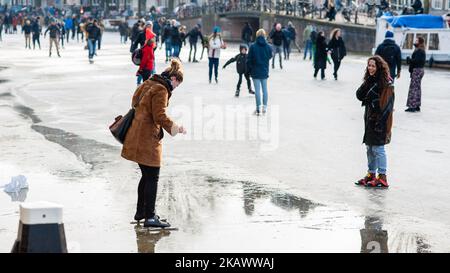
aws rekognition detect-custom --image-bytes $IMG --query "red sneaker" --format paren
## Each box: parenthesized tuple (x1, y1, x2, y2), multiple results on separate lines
(366, 174, 389, 188)
(355, 173, 376, 186)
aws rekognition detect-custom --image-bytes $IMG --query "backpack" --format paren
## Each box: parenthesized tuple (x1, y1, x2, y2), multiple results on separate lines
(131, 47, 143, 66)
(380, 44, 397, 67)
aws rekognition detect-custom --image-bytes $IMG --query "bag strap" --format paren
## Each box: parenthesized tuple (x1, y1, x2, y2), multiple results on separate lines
(133, 87, 151, 109)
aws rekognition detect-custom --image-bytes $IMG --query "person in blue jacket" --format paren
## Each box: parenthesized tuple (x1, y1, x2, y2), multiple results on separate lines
(64, 16, 73, 43)
(246, 29, 273, 116)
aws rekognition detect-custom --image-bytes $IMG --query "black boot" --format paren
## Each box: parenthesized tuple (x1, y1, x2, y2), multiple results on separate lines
(235, 90, 240, 97)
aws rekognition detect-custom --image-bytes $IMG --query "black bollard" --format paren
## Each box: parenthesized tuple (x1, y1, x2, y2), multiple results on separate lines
(11, 201, 67, 253)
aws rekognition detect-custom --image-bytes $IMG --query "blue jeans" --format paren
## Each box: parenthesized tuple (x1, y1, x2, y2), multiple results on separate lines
(208, 57, 219, 81)
(304, 39, 312, 59)
(252, 78, 268, 112)
(88, 39, 96, 59)
(136, 75, 143, 85)
(366, 145, 387, 175)
(165, 40, 172, 59)
(172, 44, 180, 58)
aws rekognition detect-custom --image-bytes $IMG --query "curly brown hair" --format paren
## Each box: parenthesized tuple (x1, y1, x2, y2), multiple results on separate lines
(364, 55, 391, 91)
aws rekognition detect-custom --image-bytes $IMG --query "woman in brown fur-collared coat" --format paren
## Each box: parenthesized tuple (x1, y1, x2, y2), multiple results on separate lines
(122, 59, 186, 228)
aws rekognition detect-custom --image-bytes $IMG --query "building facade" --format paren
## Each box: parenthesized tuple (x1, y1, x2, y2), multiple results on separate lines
(429, 0, 450, 15)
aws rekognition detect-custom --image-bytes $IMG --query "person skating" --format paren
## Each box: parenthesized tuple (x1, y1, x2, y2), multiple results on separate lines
(208, 26, 226, 84)
(170, 20, 182, 58)
(223, 44, 255, 97)
(247, 29, 273, 116)
(119, 20, 129, 44)
(136, 38, 155, 83)
(121, 59, 187, 228)
(405, 37, 426, 112)
(64, 16, 73, 43)
(375, 30, 402, 82)
(269, 23, 284, 69)
(86, 19, 101, 63)
(97, 18, 105, 50)
(0, 18, 3, 42)
(22, 19, 32, 49)
(313, 31, 328, 80)
(57, 21, 65, 49)
(282, 26, 291, 60)
(44, 20, 61, 57)
(161, 20, 173, 62)
(303, 24, 314, 60)
(327, 28, 346, 80)
(31, 17, 41, 50)
(185, 24, 203, 62)
(355, 55, 394, 188)
(241, 22, 253, 47)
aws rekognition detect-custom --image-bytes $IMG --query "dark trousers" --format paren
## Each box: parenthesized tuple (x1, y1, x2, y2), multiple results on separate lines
(314, 68, 325, 79)
(237, 72, 252, 92)
(137, 164, 160, 219)
(97, 35, 102, 50)
(140, 69, 153, 81)
(208, 57, 219, 81)
(32, 34, 40, 49)
(332, 57, 341, 78)
(189, 42, 197, 61)
(66, 29, 70, 42)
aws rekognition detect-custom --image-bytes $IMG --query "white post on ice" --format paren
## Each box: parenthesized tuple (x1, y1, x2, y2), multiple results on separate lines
(11, 201, 68, 253)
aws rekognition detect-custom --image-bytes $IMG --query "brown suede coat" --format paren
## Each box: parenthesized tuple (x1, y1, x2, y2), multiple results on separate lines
(121, 75, 177, 167)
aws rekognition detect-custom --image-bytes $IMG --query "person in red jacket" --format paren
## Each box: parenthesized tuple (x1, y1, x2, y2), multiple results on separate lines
(137, 39, 155, 82)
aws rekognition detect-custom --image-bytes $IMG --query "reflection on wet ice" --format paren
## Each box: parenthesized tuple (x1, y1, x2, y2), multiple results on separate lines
(135, 226, 171, 253)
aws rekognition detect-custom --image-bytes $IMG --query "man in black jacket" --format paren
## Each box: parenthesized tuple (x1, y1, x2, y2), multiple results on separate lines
(223, 44, 255, 97)
(270, 23, 284, 69)
(241, 22, 253, 47)
(86, 19, 101, 63)
(44, 20, 61, 57)
(375, 31, 402, 82)
(185, 24, 203, 62)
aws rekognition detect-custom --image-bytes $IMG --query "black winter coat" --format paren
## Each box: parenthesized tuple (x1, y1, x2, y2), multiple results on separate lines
(356, 77, 395, 146)
(408, 48, 426, 73)
(375, 39, 402, 75)
(242, 25, 253, 42)
(23, 24, 32, 34)
(270, 30, 285, 46)
(223, 53, 248, 74)
(314, 35, 328, 69)
(186, 27, 203, 44)
(328, 37, 346, 61)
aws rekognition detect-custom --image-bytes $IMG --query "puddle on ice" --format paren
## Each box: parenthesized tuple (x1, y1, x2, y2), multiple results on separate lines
(131, 174, 432, 253)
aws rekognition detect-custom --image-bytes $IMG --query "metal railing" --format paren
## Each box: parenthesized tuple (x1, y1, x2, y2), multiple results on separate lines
(175, 1, 381, 26)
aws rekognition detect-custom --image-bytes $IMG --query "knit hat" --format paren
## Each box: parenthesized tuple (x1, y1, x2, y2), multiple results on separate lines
(239, 44, 248, 51)
(213, 26, 221, 33)
(385, 30, 394, 38)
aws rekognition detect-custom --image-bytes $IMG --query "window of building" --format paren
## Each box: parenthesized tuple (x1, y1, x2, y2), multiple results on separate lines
(403, 33, 414, 49)
(428, 33, 440, 50)
(432, 0, 443, 9)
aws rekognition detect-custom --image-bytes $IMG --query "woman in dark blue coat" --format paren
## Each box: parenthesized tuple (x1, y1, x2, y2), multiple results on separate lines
(246, 29, 273, 115)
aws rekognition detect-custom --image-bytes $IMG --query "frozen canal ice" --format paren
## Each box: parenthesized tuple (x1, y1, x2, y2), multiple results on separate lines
(0, 32, 449, 252)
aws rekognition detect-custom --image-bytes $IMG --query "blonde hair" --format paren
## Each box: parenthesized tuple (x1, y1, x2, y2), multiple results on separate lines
(256, 29, 266, 38)
(163, 59, 184, 82)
